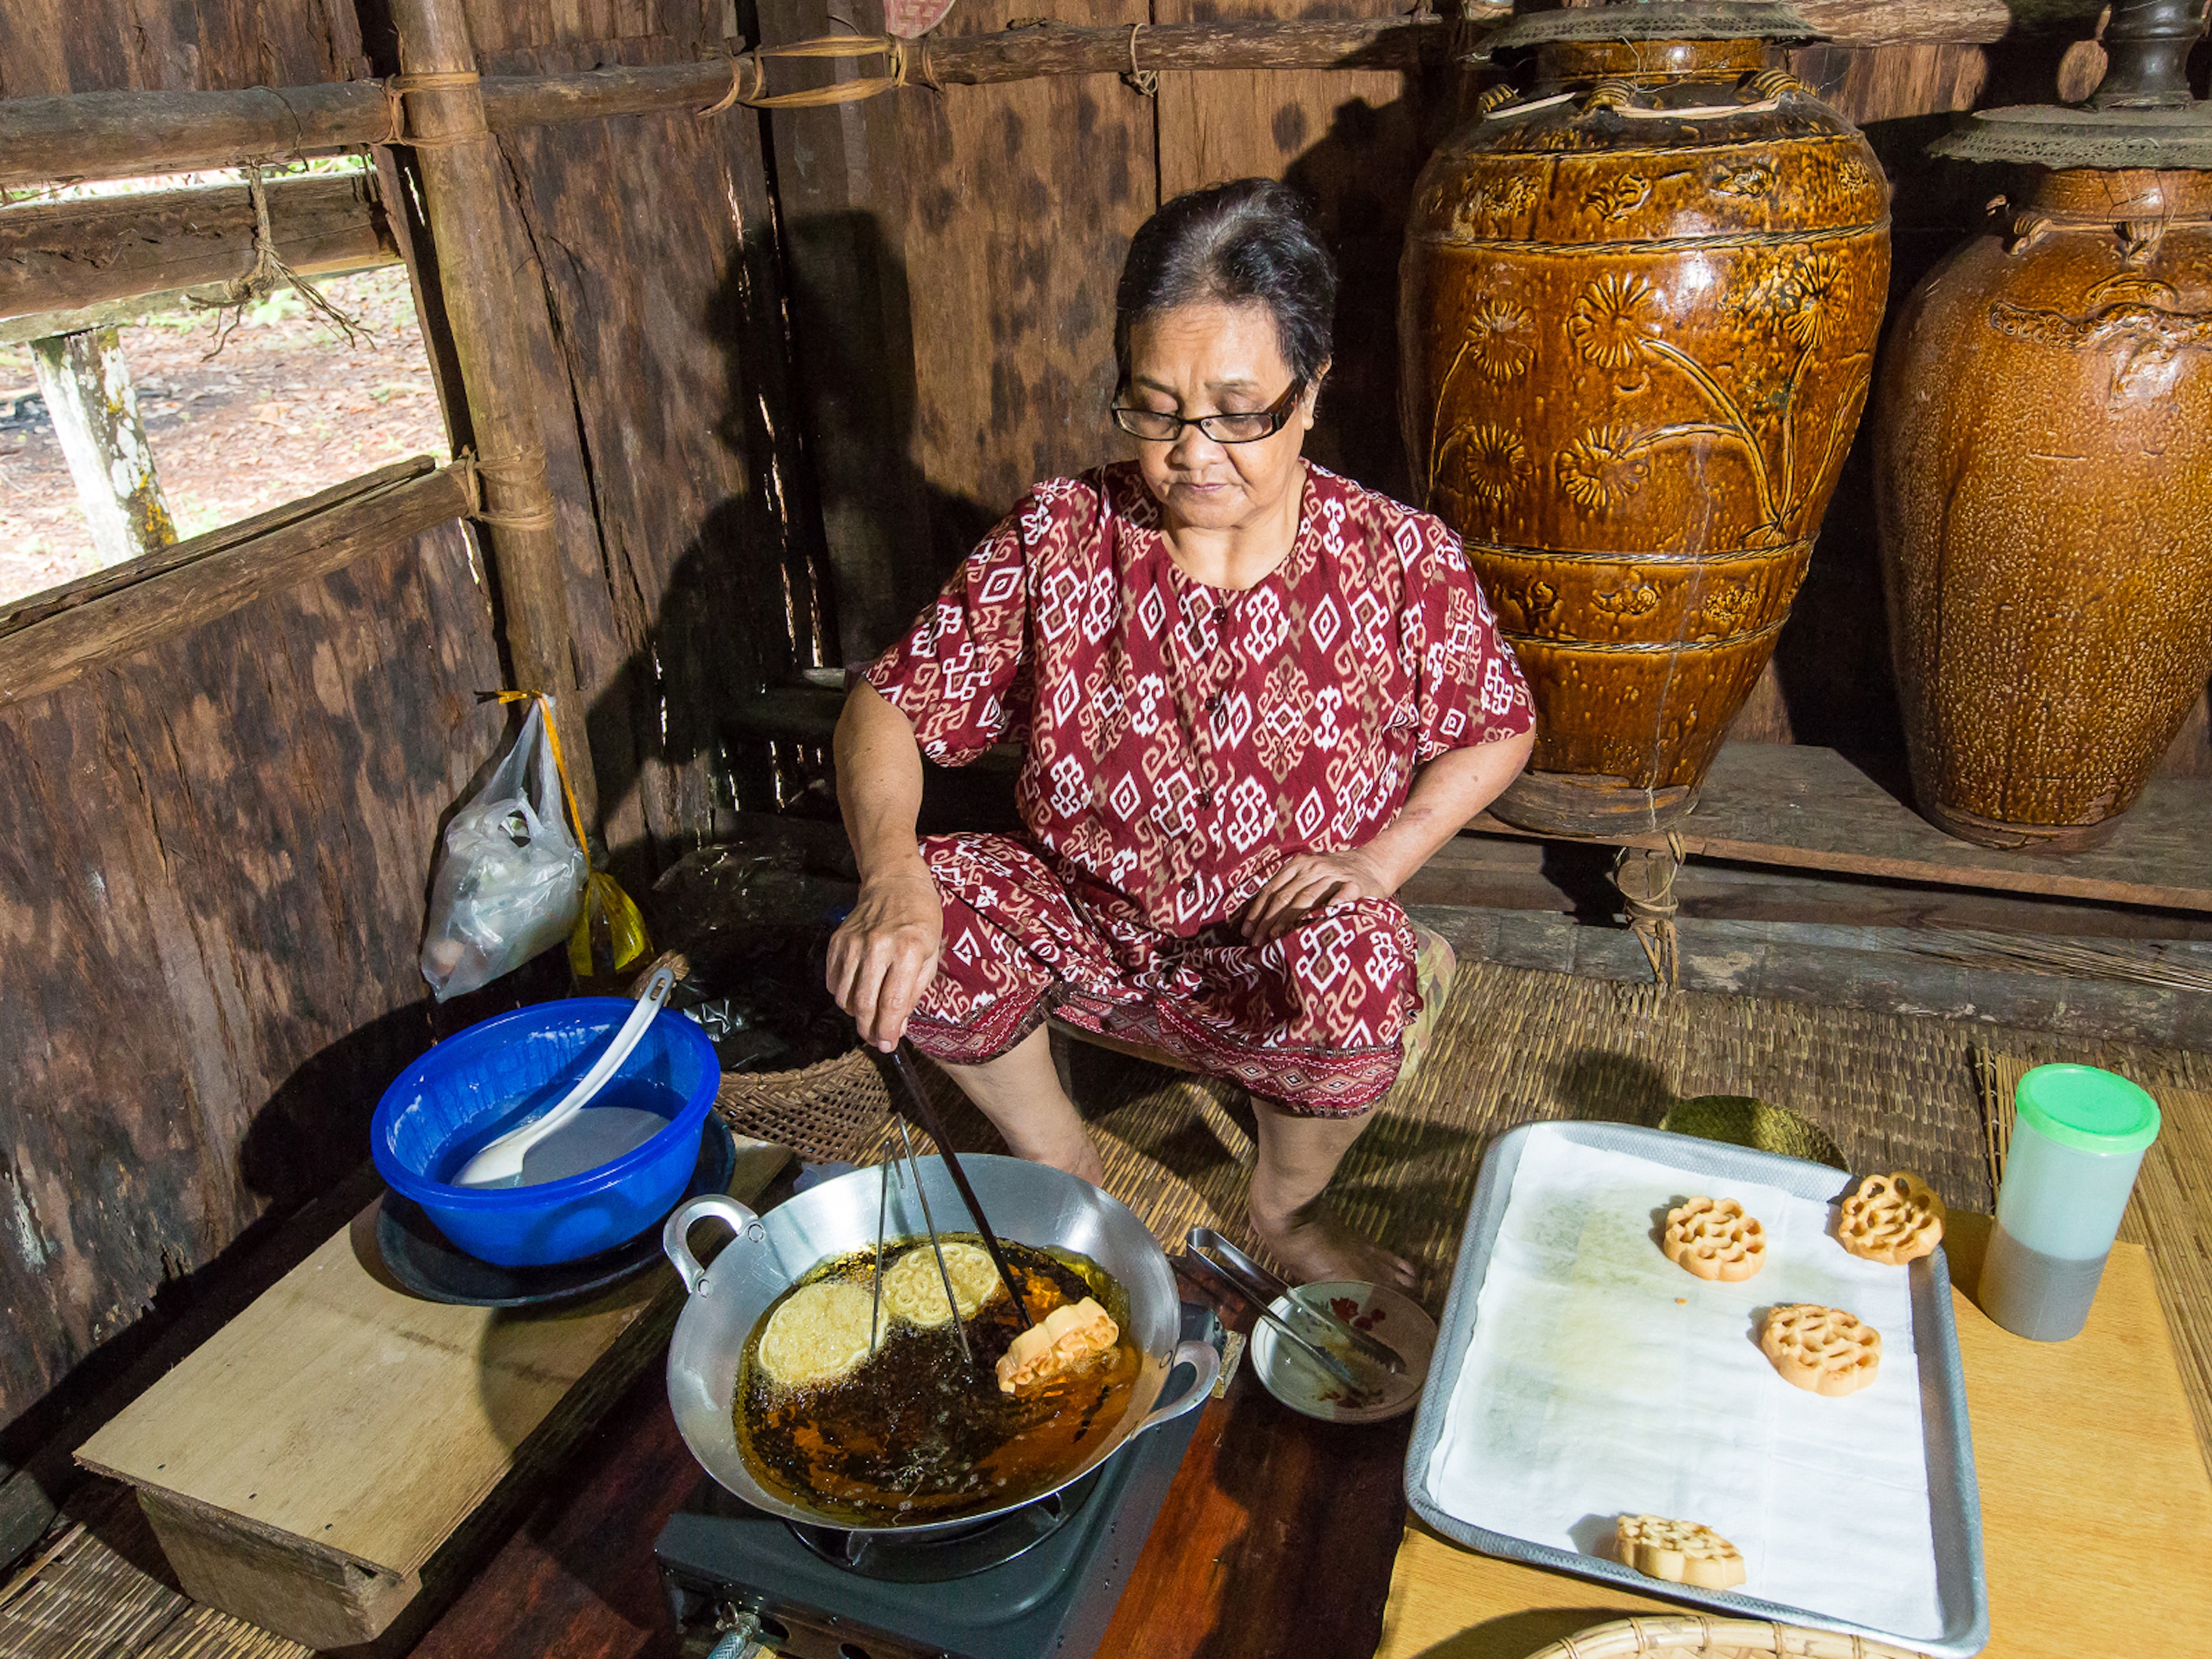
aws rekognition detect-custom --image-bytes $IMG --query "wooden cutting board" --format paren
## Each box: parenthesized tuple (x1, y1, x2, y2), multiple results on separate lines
(76, 1138, 786, 1652)
(1376, 1218, 2212, 1659)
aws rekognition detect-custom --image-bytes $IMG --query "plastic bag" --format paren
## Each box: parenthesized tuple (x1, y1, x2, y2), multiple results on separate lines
(421, 699, 588, 1001)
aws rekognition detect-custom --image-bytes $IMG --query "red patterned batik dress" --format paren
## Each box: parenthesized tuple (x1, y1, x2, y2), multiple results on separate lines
(863, 461, 1534, 1116)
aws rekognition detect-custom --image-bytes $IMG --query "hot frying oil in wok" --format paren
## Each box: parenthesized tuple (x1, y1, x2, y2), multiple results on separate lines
(736, 1237, 1143, 1525)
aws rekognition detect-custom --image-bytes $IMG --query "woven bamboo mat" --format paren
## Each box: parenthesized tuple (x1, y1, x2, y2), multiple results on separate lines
(0, 1482, 309, 1659)
(1979, 1054, 2212, 1477)
(892, 964, 2211, 1456)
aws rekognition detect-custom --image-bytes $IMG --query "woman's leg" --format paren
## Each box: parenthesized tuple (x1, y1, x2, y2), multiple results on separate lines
(1248, 1096, 1416, 1289)
(938, 1024, 1107, 1185)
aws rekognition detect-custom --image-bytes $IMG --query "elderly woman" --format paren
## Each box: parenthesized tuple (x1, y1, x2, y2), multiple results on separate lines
(827, 179, 1535, 1286)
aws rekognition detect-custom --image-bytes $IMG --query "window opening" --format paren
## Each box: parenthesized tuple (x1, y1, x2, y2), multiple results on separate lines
(1, 162, 448, 609)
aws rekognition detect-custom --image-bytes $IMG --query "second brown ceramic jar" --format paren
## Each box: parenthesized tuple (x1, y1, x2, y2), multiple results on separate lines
(1874, 166, 2212, 850)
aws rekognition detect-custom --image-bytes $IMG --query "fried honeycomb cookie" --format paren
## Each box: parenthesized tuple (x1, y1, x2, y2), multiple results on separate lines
(1760, 1302, 1881, 1396)
(880, 1241, 1003, 1327)
(1836, 1170, 1946, 1266)
(1613, 1513, 1747, 1590)
(1662, 1196, 1767, 1282)
(756, 1282, 880, 1389)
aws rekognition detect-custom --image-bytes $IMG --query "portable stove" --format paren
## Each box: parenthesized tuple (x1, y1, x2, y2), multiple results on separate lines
(658, 1302, 1223, 1659)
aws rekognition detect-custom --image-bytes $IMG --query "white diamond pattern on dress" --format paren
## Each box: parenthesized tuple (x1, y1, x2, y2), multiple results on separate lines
(1309, 593, 1342, 651)
(1138, 583, 1168, 639)
(1108, 772, 1142, 821)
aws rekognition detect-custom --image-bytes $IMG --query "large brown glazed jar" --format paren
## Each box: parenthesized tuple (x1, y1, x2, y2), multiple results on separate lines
(1873, 2, 2212, 851)
(1400, 3, 1889, 834)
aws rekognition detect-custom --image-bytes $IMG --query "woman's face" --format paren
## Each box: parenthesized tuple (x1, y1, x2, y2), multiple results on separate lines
(1122, 300, 1321, 535)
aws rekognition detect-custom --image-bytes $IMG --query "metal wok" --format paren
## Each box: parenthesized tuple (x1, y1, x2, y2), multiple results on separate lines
(661, 1153, 1220, 1537)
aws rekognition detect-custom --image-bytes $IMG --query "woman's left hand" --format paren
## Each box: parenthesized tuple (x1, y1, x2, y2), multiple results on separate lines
(1238, 848, 1392, 945)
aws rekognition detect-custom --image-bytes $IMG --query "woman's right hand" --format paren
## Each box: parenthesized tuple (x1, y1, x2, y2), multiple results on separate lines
(825, 858, 945, 1052)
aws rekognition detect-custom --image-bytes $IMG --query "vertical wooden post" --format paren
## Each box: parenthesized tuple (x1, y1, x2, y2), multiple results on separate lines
(30, 328, 176, 569)
(382, 0, 597, 825)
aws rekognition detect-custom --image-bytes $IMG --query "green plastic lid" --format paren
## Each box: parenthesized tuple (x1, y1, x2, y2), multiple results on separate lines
(2014, 1065, 2161, 1155)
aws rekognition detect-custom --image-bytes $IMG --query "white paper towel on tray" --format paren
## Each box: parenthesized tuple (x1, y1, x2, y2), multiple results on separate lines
(1425, 1124, 1941, 1641)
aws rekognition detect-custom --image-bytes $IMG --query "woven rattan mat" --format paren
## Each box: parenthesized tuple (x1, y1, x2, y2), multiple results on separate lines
(1980, 1054, 2212, 1477)
(885, 963, 2211, 1465)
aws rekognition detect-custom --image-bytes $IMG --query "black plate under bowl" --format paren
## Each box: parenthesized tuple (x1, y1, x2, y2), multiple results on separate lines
(376, 1118, 736, 1308)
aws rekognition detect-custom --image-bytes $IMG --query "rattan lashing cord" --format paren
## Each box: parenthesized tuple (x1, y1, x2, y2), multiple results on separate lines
(700, 36, 929, 116)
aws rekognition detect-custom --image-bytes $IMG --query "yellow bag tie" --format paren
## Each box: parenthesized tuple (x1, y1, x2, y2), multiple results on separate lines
(492, 691, 653, 979)
(569, 870, 652, 980)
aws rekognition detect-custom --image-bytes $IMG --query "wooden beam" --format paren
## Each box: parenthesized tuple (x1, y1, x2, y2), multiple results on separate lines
(0, 173, 393, 323)
(26, 328, 176, 567)
(0, 461, 467, 709)
(0, 2, 2109, 191)
(0, 263, 396, 347)
(383, 0, 596, 826)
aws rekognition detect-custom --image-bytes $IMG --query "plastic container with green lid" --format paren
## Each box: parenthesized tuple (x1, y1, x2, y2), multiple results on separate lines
(1983, 1065, 2161, 1341)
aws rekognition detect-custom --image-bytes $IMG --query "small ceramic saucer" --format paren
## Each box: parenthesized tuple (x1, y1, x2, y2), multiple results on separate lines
(1250, 1279, 1437, 1425)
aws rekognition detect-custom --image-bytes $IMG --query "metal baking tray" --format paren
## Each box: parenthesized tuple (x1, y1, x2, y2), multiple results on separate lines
(1404, 1120, 1988, 1657)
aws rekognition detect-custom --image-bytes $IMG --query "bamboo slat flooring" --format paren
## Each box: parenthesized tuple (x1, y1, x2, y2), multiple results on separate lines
(0, 1485, 307, 1659)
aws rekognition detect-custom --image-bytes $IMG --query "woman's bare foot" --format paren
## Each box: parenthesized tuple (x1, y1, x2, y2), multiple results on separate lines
(1021, 1123, 1107, 1188)
(1250, 1200, 1419, 1291)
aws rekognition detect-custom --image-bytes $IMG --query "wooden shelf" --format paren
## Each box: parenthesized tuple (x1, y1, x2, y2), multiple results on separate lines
(1474, 744, 2212, 915)
(729, 688, 2212, 916)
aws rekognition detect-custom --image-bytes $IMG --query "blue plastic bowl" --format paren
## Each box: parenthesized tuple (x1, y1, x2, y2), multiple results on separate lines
(372, 998, 721, 1267)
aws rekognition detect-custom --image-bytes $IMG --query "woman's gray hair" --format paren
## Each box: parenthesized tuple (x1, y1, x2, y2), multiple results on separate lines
(1113, 179, 1336, 390)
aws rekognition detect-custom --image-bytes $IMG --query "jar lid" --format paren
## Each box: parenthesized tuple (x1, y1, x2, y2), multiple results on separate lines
(1483, 1, 1821, 51)
(1928, 101, 2212, 171)
(2015, 1065, 2162, 1156)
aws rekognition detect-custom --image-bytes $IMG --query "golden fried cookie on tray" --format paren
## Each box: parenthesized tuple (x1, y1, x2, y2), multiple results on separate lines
(1662, 1195, 1768, 1282)
(1760, 1302, 1881, 1396)
(1836, 1170, 1946, 1266)
(1614, 1513, 1747, 1590)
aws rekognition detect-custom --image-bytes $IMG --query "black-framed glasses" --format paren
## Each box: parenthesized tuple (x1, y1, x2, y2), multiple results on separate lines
(1111, 377, 1306, 445)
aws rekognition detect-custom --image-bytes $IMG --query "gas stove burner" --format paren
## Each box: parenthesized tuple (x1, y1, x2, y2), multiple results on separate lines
(658, 1300, 1224, 1659)
(785, 1466, 1103, 1582)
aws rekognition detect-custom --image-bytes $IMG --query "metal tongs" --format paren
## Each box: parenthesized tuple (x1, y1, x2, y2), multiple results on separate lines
(865, 1041, 1036, 1369)
(1181, 1228, 1406, 1393)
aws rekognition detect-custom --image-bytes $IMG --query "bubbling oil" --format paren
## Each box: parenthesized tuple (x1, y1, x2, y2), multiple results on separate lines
(735, 1236, 1143, 1526)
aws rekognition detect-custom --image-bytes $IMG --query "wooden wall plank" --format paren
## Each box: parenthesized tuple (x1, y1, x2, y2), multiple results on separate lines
(0, 522, 506, 1433)
(1155, 0, 1444, 505)
(897, 0, 1157, 590)
(487, 35, 825, 864)
(759, 0, 1158, 662)
(0, 0, 365, 97)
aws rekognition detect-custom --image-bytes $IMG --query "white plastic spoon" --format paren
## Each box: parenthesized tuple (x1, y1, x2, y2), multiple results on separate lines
(453, 966, 677, 1187)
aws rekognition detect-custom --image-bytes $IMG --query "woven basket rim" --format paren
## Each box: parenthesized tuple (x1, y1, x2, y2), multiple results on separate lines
(1524, 1614, 1930, 1658)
